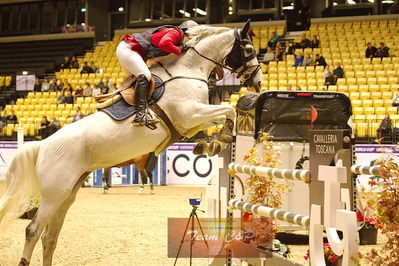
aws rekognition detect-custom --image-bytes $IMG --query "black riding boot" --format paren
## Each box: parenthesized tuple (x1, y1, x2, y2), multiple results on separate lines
(132, 74, 158, 127)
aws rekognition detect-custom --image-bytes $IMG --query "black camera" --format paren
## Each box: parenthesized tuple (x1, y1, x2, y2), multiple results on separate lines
(189, 198, 201, 206)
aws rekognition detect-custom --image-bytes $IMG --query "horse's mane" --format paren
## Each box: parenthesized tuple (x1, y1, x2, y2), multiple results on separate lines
(185, 25, 232, 47)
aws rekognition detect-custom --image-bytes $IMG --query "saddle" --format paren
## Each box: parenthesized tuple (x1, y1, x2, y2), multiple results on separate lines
(94, 75, 156, 108)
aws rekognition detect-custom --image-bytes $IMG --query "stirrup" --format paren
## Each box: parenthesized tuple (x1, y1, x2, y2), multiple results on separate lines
(132, 111, 159, 130)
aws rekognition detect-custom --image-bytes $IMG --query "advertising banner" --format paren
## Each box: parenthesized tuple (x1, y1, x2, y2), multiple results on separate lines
(0, 142, 18, 180)
(355, 145, 399, 189)
(166, 143, 219, 186)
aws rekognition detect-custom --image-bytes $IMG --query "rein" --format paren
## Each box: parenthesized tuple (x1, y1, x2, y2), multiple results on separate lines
(155, 62, 208, 89)
(153, 28, 261, 88)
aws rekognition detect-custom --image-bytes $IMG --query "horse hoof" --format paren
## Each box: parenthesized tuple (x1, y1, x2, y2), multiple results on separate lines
(151, 190, 155, 195)
(138, 188, 144, 193)
(207, 140, 222, 157)
(18, 258, 29, 266)
(193, 141, 208, 155)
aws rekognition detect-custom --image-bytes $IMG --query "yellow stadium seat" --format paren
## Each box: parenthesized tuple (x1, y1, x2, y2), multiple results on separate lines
(362, 99, 373, 107)
(307, 79, 317, 86)
(363, 64, 373, 71)
(376, 70, 386, 77)
(364, 107, 375, 115)
(346, 78, 357, 85)
(362, 58, 372, 65)
(84, 97, 93, 104)
(355, 122, 368, 137)
(358, 85, 369, 92)
(369, 84, 380, 91)
(375, 107, 386, 116)
(382, 91, 393, 100)
(34, 117, 42, 124)
(328, 85, 337, 92)
(269, 73, 278, 80)
(366, 114, 377, 121)
(345, 71, 355, 78)
(354, 114, 366, 122)
(348, 85, 358, 92)
(373, 64, 383, 71)
(350, 92, 360, 99)
(387, 106, 397, 114)
(370, 122, 380, 138)
(380, 84, 391, 92)
(377, 77, 388, 84)
(360, 92, 371, 99)
(65, 104, 74, 111)
(269, 79, 278, 87)
(5, 124, 15, 136)
(287, 72, 296, 79)
(388, 77, 398, 84)
(352, 99, 362, 108)
(338, 85, 348, 93)
(279, 79, 288, 86)
(317, 78, 325, 86)
(384, 99, 392, 107)
(391, 114, 399, 120)
(386, 70, 396, 77)
(367, 77, 377, 84)
(353, 107, 363, 115)
(391, 83, 399, 90)
(371, 92, 382, 99)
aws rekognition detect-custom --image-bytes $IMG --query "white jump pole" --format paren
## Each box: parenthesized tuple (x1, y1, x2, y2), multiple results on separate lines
(228, 199, 310, 228)
(228, 162, 310, 183)
(351, 165, 380, 175)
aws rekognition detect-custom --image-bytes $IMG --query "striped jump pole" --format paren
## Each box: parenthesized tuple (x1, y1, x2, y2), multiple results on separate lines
(228, 162, 310, 183)
(351, 165, 381, 175)
(228, 199, 310, 228)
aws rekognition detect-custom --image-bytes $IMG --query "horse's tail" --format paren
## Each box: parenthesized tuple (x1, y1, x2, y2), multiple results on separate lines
(0, 141, 41, 225)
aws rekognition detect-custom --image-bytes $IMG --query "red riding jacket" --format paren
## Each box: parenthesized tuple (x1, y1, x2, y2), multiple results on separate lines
(122, 28, 183, 61)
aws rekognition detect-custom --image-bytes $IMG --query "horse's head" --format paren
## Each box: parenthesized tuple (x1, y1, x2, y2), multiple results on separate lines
(225, 20, 262, 92)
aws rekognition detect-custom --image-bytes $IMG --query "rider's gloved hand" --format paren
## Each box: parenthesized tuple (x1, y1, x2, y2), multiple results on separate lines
(180, 43, 191, 53)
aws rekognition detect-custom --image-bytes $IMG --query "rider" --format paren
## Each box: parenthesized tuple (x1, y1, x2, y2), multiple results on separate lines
(116, 20, 199, 127)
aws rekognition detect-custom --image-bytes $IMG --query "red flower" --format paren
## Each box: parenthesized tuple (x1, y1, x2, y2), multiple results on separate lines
(330, 256, 338, 263)
(243, 212, 252, 222)
(356, 211, 365, 222)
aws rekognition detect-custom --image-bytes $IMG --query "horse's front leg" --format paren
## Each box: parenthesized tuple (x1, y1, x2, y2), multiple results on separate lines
(182, 103, 236, 156)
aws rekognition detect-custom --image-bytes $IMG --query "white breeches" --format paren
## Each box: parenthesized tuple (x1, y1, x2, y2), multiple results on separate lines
(116, 41, 151, 80)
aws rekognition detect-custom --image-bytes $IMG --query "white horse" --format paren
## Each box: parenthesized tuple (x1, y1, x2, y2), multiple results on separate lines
(0, 21, 262, 266)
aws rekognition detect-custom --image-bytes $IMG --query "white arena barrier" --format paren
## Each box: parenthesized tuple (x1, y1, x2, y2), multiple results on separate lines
(226, 161, 358, 266)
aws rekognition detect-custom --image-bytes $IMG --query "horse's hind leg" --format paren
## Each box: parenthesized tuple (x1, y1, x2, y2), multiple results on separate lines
(18, 197, 67, 266)
(41, 173, 89, 266)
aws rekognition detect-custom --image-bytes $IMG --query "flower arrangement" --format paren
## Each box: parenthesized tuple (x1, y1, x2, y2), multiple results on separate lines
(243, 132, 292, 207)
(356, 211, 380, 230)
(304, 243, 340, 264)
(357, 151, 399, 265)
(238, 132, 292, 243)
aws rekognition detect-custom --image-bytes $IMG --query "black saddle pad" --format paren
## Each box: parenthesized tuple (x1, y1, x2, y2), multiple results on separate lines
(100, 74, 165, 121)
(236, 93, 260, 112)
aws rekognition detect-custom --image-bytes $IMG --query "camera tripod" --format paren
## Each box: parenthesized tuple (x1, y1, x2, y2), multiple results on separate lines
(173, 205, 209, 266)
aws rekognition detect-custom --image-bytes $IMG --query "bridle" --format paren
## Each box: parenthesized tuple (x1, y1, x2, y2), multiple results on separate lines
(191, 29, 261, 87)
(155, 28, 261, 89)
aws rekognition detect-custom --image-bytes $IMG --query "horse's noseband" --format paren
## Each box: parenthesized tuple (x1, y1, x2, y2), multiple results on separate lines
(224, 29, 260, 85)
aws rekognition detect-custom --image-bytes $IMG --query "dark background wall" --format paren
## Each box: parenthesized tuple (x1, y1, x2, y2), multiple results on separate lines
(0, 0, 398, 40)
